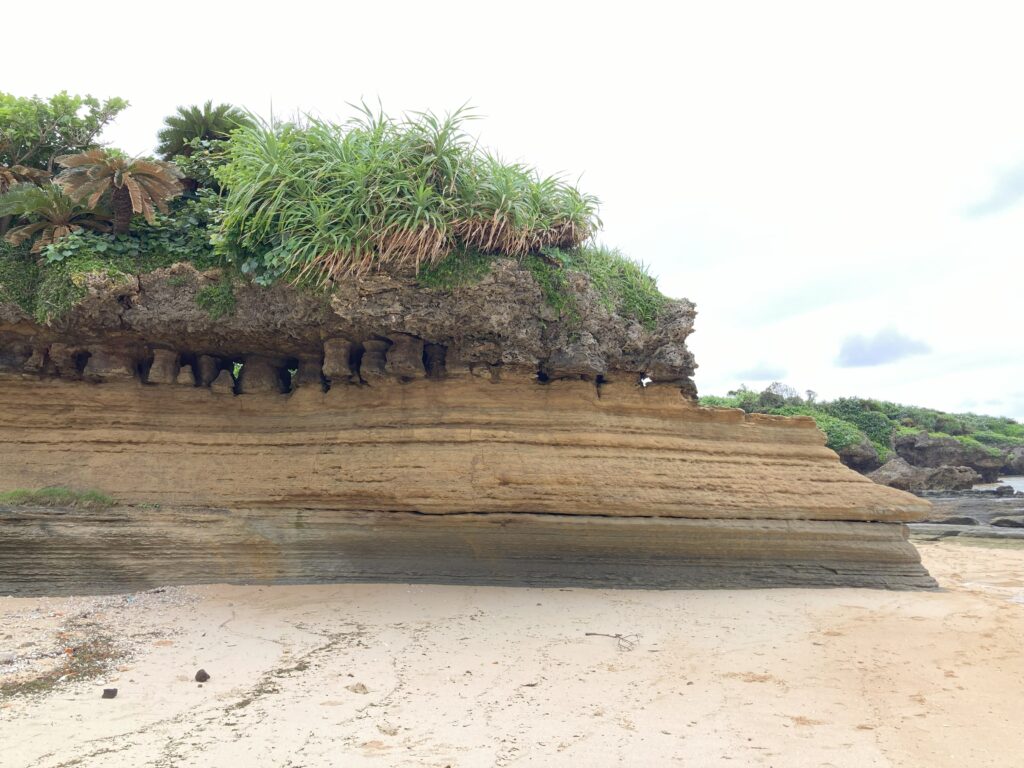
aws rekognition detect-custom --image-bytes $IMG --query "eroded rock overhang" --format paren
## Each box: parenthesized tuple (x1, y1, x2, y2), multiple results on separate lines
(0, 260, 698, 394)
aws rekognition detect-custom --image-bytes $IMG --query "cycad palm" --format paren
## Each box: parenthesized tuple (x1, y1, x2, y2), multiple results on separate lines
(0, 183, 111, 252)
(0, 165, 50, 194)
(56, 149, 183, 234)
(0, 165, 52, 235)
(156, 101, 252, 159)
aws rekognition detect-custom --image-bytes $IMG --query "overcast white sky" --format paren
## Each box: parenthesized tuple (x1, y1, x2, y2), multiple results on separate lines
(8, 0, 1022, 418)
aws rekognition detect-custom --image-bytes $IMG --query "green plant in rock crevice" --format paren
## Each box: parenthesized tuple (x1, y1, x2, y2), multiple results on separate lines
(0, 241, 41, 314)
(415, 247, 493, 290)
(0, 486, 114, 509)
(195, 273, 237, 319)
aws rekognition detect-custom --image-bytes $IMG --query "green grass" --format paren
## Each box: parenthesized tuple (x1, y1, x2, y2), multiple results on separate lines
(195, 273, 237, 319)
(33, 255, 135, 324)
(545, 245, 667, 328)
(0, 243, 41, 315)
(3, 238, 190, 325)
(416, 247, 493, 290)
(768, 405, 866, 452)
(523, 252, 577, 322)
(0, 487, 115, 509)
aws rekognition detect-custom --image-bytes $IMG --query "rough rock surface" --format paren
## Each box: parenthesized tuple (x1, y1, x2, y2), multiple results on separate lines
(915, 489, 1024, 526)
(1005, 446, 1024, 474)
(836, 435, 883, 473)
(0, 260, 698, 388)
(894, 431, 1003, 483)
(869, 457, 981, 492)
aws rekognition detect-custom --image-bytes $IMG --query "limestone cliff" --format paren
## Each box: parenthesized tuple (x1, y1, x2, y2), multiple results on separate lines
(0, 262, 934, 591)
(0, 260, 697, 392)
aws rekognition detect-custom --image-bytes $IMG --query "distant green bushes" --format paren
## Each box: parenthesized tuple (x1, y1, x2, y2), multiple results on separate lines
(700, 382, 1022, 465)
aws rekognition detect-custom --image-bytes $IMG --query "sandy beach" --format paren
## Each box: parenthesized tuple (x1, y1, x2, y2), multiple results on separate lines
(1, 540, 1022, 768)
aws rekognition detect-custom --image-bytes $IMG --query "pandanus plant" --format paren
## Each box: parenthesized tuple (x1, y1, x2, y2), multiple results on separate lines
(217, 104, 602, 285)
(56, 149, 184, 234)
(0, 183, 111, 253)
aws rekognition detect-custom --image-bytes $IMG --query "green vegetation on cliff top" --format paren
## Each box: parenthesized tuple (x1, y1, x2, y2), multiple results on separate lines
(1, 93, 668, 327)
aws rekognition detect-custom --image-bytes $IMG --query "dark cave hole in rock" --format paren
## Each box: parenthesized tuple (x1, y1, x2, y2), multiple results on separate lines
(536, 369, 550, 384)
(282, 357, 299, 393)
(348, 343, 365, 384)
(137, 351, 154, 384)
(72, 351, 91, 375)
(423, 343, 447, 379)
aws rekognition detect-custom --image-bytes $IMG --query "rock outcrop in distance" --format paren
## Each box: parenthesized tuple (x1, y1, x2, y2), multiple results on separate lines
(0, 261, 934, 592)
(869, 457, 982, 492)
(892, 431, 1004, 483)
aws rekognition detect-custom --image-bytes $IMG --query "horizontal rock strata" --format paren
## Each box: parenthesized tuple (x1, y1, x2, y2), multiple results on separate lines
(0, 508, 936, 595)
(0, 377, 929, 522)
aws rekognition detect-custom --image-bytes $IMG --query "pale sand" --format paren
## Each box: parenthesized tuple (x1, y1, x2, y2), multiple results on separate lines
(1, 541, 1022, 768)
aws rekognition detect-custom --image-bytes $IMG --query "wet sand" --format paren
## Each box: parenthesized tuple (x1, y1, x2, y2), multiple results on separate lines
(2, 540, 1022, 768)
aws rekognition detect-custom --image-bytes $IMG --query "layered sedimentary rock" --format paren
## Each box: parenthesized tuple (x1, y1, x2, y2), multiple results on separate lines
(0, 508, 935, 596)
(0, 260, 934, 589)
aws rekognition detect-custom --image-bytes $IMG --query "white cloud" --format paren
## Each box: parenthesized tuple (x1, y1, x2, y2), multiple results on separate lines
(836, 328, 931, 368)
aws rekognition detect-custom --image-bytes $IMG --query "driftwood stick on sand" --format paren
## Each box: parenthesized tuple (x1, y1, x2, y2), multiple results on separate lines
(585, 632, 641, 651)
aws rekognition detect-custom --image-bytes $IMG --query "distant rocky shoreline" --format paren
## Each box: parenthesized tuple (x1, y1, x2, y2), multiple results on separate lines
(898, 486, 1024, 541)
(852, 430, 1024, 539)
